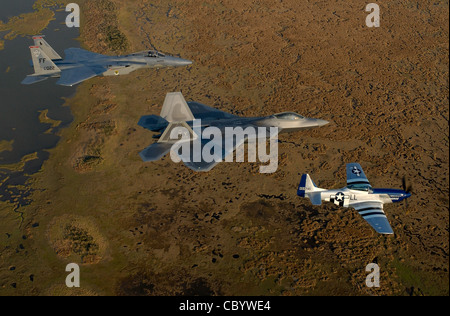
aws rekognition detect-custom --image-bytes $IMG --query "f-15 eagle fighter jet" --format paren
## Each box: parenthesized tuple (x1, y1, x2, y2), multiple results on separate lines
(22, 36, 192, 86)
(297, 163, 412, 234)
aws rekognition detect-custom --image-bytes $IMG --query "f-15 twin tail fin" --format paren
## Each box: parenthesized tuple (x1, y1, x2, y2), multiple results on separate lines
(22, 46, 61, 85)
(32, 35, 62, 60)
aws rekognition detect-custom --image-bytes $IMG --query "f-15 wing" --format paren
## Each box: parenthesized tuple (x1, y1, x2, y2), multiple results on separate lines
(351, 200, 394, 234)
(64, 48, 105, 62)
(57, 65, 107, 86)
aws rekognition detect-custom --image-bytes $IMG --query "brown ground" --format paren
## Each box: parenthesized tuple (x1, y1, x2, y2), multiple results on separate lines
(0, 0, 448, 296)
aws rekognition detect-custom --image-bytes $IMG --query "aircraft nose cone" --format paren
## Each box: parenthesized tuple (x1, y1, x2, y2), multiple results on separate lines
(173, 57, 193, 66)
(315, 119, 329, 127)
(406, 192, 412, 199)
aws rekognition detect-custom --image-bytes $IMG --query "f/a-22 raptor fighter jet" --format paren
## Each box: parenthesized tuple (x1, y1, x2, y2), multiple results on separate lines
(22, 36, 192, 86)
(138, 92, 329, 172)
(297, 163, 412, 234)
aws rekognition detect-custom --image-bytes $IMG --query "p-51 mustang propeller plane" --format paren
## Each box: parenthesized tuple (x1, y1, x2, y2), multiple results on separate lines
(22, 36, 192, 86)
(297, 163, 412, 234)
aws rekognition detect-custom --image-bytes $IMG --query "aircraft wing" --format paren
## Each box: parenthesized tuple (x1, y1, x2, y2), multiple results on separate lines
(138, 137, 234, 172)
(64, 48, 104, 62)
(177, 131, 247, 172)
(187, 101, 239, 120)
(346, 163, 371, 186)
(57, 65, 106, 86)
(177, 124, 274, 172)
(351, 201, 394, 234)
(140, 142, 173, 162)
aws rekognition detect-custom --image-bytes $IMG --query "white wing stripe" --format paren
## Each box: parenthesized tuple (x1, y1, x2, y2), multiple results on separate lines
(359, 209, 385, 216)
(364, 214, 388, 220)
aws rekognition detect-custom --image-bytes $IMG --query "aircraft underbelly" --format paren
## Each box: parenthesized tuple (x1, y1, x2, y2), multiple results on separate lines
(102, 65, 139, 77)
(278, 126, 312, 133)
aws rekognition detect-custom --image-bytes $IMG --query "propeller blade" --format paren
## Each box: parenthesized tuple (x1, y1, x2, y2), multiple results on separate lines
(402, 176, 407, 191)
(402, 176, 413, 193)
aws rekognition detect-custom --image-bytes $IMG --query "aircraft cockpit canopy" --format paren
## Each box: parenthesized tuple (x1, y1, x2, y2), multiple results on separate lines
(273, 112, 305, 120)
(129, 51, 166, 58)
(147, 50, 165, 58)
(347, 183, 373, 192)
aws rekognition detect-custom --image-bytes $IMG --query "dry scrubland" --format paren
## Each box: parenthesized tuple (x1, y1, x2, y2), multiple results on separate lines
(0, 0, 448, 295)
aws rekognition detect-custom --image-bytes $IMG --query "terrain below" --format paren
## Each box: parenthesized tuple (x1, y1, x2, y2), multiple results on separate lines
(0, 0, 448, 296)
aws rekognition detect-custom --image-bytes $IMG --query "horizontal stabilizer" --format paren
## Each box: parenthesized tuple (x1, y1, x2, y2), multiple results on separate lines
(138, 115, 168, 132)
(307, 192, 322, 206)
(139, 143, 173, 162)
(183, 160, 221, 172)
(21, 75, 48, 85)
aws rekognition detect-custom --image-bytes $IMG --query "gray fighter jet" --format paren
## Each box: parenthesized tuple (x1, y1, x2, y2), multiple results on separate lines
(138, 92, 329, 171)
(22, 36, 192, 86)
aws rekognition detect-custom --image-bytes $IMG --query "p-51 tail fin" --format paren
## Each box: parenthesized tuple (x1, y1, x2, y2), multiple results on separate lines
(297, 174, 324, 205)
(33, 35, 62, 60)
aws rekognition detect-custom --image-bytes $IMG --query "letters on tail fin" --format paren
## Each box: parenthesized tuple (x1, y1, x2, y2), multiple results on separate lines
(160, 92, 195, 122)
(29, 46, 61, 75)
(33, 36, 62, 60)
(297, 174, 323, 205)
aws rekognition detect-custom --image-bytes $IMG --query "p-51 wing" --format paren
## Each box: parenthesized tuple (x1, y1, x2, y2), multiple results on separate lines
(347, 163, 371, 187)
(351, 201, 394, 234)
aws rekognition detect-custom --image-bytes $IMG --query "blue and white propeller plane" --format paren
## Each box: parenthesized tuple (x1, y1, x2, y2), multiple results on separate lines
(297, 163, 412, 234)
